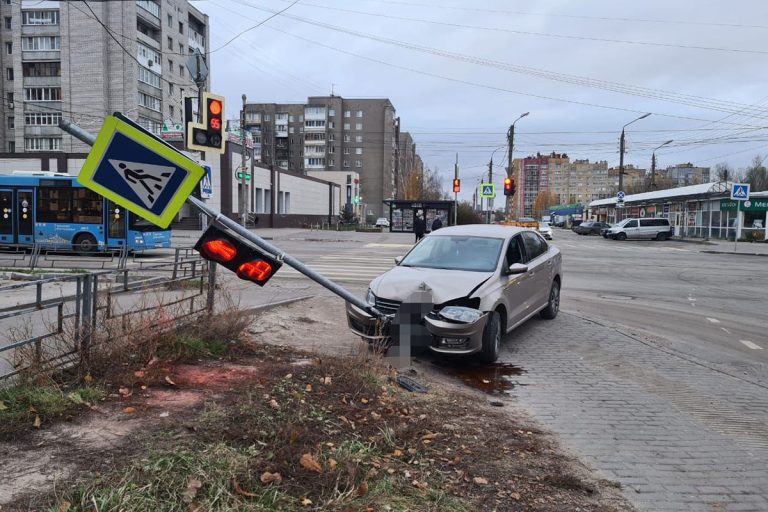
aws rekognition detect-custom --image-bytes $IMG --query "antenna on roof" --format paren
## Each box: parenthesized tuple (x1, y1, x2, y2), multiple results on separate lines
(331, 83, 337, 96)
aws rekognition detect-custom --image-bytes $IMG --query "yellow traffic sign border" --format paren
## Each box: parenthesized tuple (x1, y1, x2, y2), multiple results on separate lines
(479, 183, 496, 199)
(78, 115, 205, 229)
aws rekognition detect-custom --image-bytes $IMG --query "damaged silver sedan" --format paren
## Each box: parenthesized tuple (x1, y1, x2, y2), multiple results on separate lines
(346, 225, 562, 362)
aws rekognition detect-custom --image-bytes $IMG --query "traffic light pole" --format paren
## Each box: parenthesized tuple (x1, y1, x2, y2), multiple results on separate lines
(58, 119, 384, 320)
(240, 94, 247, 227)
(454, 153, 459, 226)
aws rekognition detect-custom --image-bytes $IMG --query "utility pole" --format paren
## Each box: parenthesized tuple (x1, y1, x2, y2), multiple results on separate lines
(454, 153, 459, 226)
(507, 112, 529, 219)
(618, 113, 651, 195)
(650, 139, 673, 191)
(394, 116, 400, 199)
(240, 94, 247, 227)
(487, 157, 493, 224)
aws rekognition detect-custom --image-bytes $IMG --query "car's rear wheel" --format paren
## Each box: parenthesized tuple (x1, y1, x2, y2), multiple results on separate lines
(540, 280, 560, 320)
(478, 311, 501, 363)
(656, 232, 668, 241)
(616, 232, 627, 241)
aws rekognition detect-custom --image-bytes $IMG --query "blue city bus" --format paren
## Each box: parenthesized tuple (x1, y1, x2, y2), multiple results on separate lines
(0, 172, 172, 253)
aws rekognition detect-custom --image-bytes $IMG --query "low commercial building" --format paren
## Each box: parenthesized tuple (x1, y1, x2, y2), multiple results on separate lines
(383, 200, 454, 233)
(588, 182, 767, 241)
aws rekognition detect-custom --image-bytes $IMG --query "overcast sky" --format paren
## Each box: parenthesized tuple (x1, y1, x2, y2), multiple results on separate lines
(198, 0, 768, 200)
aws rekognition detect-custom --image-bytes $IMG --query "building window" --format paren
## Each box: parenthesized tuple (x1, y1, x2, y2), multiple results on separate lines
(168, 82, 173, 95)
(343, 123, 350, 130)
(328, 121, 334, 129)
(356, 110, 363, 118)
(355, 147, 363, 155)
(5, 67, 12, 80)
(5, 42, 10, 54)
(137, 116, 162, 133)
(137, 42, 160, 65)
(328, 133, 335, 141)
(343, 147, 350, 154)
(344, 110, 350, 117)
(7, 116, 14, 129)
(328, 109, 335, 116)
(24, 87, 61, 101)
(4, 17, 11, 29)
(288, 115, 294, 122)
(7, 141, 14, 153)
(138, 92, 161, 111)
(179, 43, 184, 54)
(138, 66, 161, 88)
(343, 160, 349, 168)
(22, 10, 59, 25)
(355, 123, 363, 130)
(22, 36, 60, 51)
(328, 146, 335, 154)
(24, 137, 61, 151)
(167, 37, 173, 50)
(264, 114, 271, 121)
(23, 61, 60, 77)
(343, 134, 350, 142)
(179, 21, 183, 33)
(169, 105, 174, 117)
(24, 112, 62, 126)
(167, 13, 172, 26)
(328, 158, 334, 167)
(355, 135, 363, 143)
(6, 92, 13, 105)
(355, 160, 362, 167)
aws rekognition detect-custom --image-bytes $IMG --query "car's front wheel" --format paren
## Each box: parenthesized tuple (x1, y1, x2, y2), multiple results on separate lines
(478, 311, 501, 363)
(540, 280, 560, 319)
(616, 232, 627, 241)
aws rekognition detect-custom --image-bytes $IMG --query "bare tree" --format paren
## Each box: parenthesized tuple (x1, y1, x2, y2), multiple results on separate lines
(745, 155, 768, 191)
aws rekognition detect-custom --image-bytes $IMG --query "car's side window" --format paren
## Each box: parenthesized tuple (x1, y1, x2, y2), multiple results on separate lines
(506, 235, 525, 266)
(625, 220, 638, 228)
(522, 232, 546, 261)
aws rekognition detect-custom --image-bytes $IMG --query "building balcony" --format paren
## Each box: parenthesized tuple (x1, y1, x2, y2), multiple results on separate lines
(188, 30, 205, 51)
(136, 0, 161, 25)
(20, 25, 60, 37)
(304, 124, 325, 133)
(304, 107, 327, 121)
(21, 0, 59, 6)
(275, 130, 288, 138)
(305, 159, 325, 169)
(22, 76, 61, 87)
(136, 30, 161, 50)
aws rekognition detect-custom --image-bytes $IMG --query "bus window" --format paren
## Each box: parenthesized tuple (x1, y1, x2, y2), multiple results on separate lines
(72, 188, 103, 224)
(37, 188, 73, 222)
(129, 213, 163, 232)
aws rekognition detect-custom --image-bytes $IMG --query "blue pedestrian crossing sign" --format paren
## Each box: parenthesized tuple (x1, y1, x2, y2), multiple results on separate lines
(480, 183, 496, 198)
(78, 115, 206, 228)
(731, 183, 750, 201)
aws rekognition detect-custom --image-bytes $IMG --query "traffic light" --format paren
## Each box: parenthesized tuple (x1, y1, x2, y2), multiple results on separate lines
(186, 92, 226, 153)
(194, 224, 282, 286)
(453, 178, 461, 193)
(504, 177, 516, 196)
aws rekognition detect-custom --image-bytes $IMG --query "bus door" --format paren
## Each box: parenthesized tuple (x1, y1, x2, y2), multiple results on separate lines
(105, 200, 127, 248)
(0, 189, 12, 245)
(16, 189, 34, 245)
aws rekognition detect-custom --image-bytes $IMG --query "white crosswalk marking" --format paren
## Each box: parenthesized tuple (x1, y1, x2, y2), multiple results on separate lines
(273, 253, 397, 283)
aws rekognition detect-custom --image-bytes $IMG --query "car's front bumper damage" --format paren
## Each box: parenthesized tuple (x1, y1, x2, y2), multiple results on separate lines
(346, 301, 489, 356)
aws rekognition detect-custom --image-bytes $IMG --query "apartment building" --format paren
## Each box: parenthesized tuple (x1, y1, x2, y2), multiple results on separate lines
(243, 96, 399, 220)
(662, 163, 711, 187)
(547, 159, 612, 205)
(0, 0, 209, 156)
(397, 131, 424, 196)
(511, 152, 570, 218)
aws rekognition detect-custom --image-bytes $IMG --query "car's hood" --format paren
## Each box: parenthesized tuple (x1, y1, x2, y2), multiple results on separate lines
(370, 266, 494, 303)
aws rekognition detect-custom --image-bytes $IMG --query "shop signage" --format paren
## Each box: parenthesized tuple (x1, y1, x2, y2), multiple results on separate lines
(720, 198, 768, 212)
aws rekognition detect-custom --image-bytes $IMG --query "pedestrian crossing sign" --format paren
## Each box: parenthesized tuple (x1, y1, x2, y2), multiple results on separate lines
(730, 183, 750, 201)
(78, 115, 206, 228)
(480, 183, 496, 198)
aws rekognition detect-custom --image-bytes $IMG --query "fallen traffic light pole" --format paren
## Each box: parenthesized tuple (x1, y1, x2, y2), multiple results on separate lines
(59, 119, 384, 320)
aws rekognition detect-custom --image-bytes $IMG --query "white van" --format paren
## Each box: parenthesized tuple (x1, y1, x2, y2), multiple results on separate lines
(606, 217, 673, 241)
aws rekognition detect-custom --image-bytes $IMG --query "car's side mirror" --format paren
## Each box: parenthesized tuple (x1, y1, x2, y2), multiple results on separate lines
(394, 256, 403, 265)
(507, 263, 528, 274)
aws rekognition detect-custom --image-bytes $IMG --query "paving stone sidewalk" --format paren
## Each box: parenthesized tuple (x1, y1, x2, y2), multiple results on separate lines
(503, 312, 768, 512)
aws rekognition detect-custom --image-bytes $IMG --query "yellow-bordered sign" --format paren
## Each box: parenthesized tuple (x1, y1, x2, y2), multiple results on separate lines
(77, 115, 205, 228)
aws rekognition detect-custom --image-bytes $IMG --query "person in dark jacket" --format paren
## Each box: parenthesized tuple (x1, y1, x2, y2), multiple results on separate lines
(414, 211, 426, 242)
(431, 215, 443, 231)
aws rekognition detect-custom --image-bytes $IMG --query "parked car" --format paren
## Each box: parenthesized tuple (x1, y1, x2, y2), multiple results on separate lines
(375, 217, 390, 227)
(600, 224, 613, 238)
(538, 221, 553, 240)
(346, 225, 562, 362)
(573, 221, 611, 236)
(606, 217, 673, 240)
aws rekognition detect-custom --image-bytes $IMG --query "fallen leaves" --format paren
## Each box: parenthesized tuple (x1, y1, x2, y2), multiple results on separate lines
(260, 472, 282, 484)
(133, 370, 145, 379)
(83, 373, 93, 384)
(165, 376, 177, 386)
(118, 387, 132, 398)
(233, 478, 258, 497)
(122, 407, 136, 414)
(473, 477, 489, 485)
(305, 384, 313, 392)
(0, 400, 7, 411)
(33, 415, 41, 428)
(57, 500, 71, 512)
(182, 478, 202, 503)
(356, 480, 369, 496)
(299, 453, 323, 473)
(300, 497, 313, 506)
(327, 458, 338, 470)
(268, 399, 280, 410)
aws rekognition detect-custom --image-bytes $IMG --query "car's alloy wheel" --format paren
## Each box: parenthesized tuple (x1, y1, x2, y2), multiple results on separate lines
(616, 232, 627, 241)
(479, 311, 501, 363)
(540, 281, 560, 320)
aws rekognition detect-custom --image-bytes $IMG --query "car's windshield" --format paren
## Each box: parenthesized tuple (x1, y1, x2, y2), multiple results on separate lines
(616, 219, 631, 227)
(540, 222, 550, 228)
(400, 235, 503, 272)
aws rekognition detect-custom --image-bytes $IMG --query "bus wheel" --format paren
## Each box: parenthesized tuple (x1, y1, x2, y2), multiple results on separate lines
(73, 233, 97, 255)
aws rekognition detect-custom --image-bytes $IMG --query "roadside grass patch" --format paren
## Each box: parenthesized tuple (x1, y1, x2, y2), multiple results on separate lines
(0, 383, 105, 439)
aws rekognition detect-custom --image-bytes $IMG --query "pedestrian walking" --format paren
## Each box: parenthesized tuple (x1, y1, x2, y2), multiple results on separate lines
(414, 211, 426, 242)
(431, 215, 443, 232)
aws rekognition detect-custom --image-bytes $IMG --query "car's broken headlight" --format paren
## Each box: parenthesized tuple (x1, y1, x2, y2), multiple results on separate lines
(366, 288, 376, 305)
(438, 306, 483, 323)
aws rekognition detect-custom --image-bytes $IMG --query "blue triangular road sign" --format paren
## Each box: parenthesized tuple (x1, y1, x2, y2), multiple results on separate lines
(732, 184, 749, 199)
(483, 185, 493, 195)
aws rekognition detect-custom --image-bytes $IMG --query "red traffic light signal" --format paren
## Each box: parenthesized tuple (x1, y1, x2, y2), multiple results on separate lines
(186, 92, 226, 153)
(453, 178, 461, 193)
(504, 177, 516, 196)
(195, 224, 282, 286)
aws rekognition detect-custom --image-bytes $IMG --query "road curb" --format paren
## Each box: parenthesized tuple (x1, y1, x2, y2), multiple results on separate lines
(242, 295, 315, 314)
(700, 250, 768, 257)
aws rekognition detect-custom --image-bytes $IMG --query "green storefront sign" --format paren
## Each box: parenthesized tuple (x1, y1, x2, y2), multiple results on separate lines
(720, 199, 768, 212)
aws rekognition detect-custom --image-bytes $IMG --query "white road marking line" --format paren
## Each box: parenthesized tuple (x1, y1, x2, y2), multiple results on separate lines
(364, 243, 413, 248)
(706, 317, 720, 324)
(721, 327, 731, 334)
(740, 340, 763, 350)
(688, 297, 696, 301)
(562, 243, 577, 248)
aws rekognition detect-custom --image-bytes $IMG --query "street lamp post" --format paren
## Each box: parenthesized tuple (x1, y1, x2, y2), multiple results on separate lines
(507, 112, 529, 218)
(618, 113, 651, 194)
(650, 139, 674, 190)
